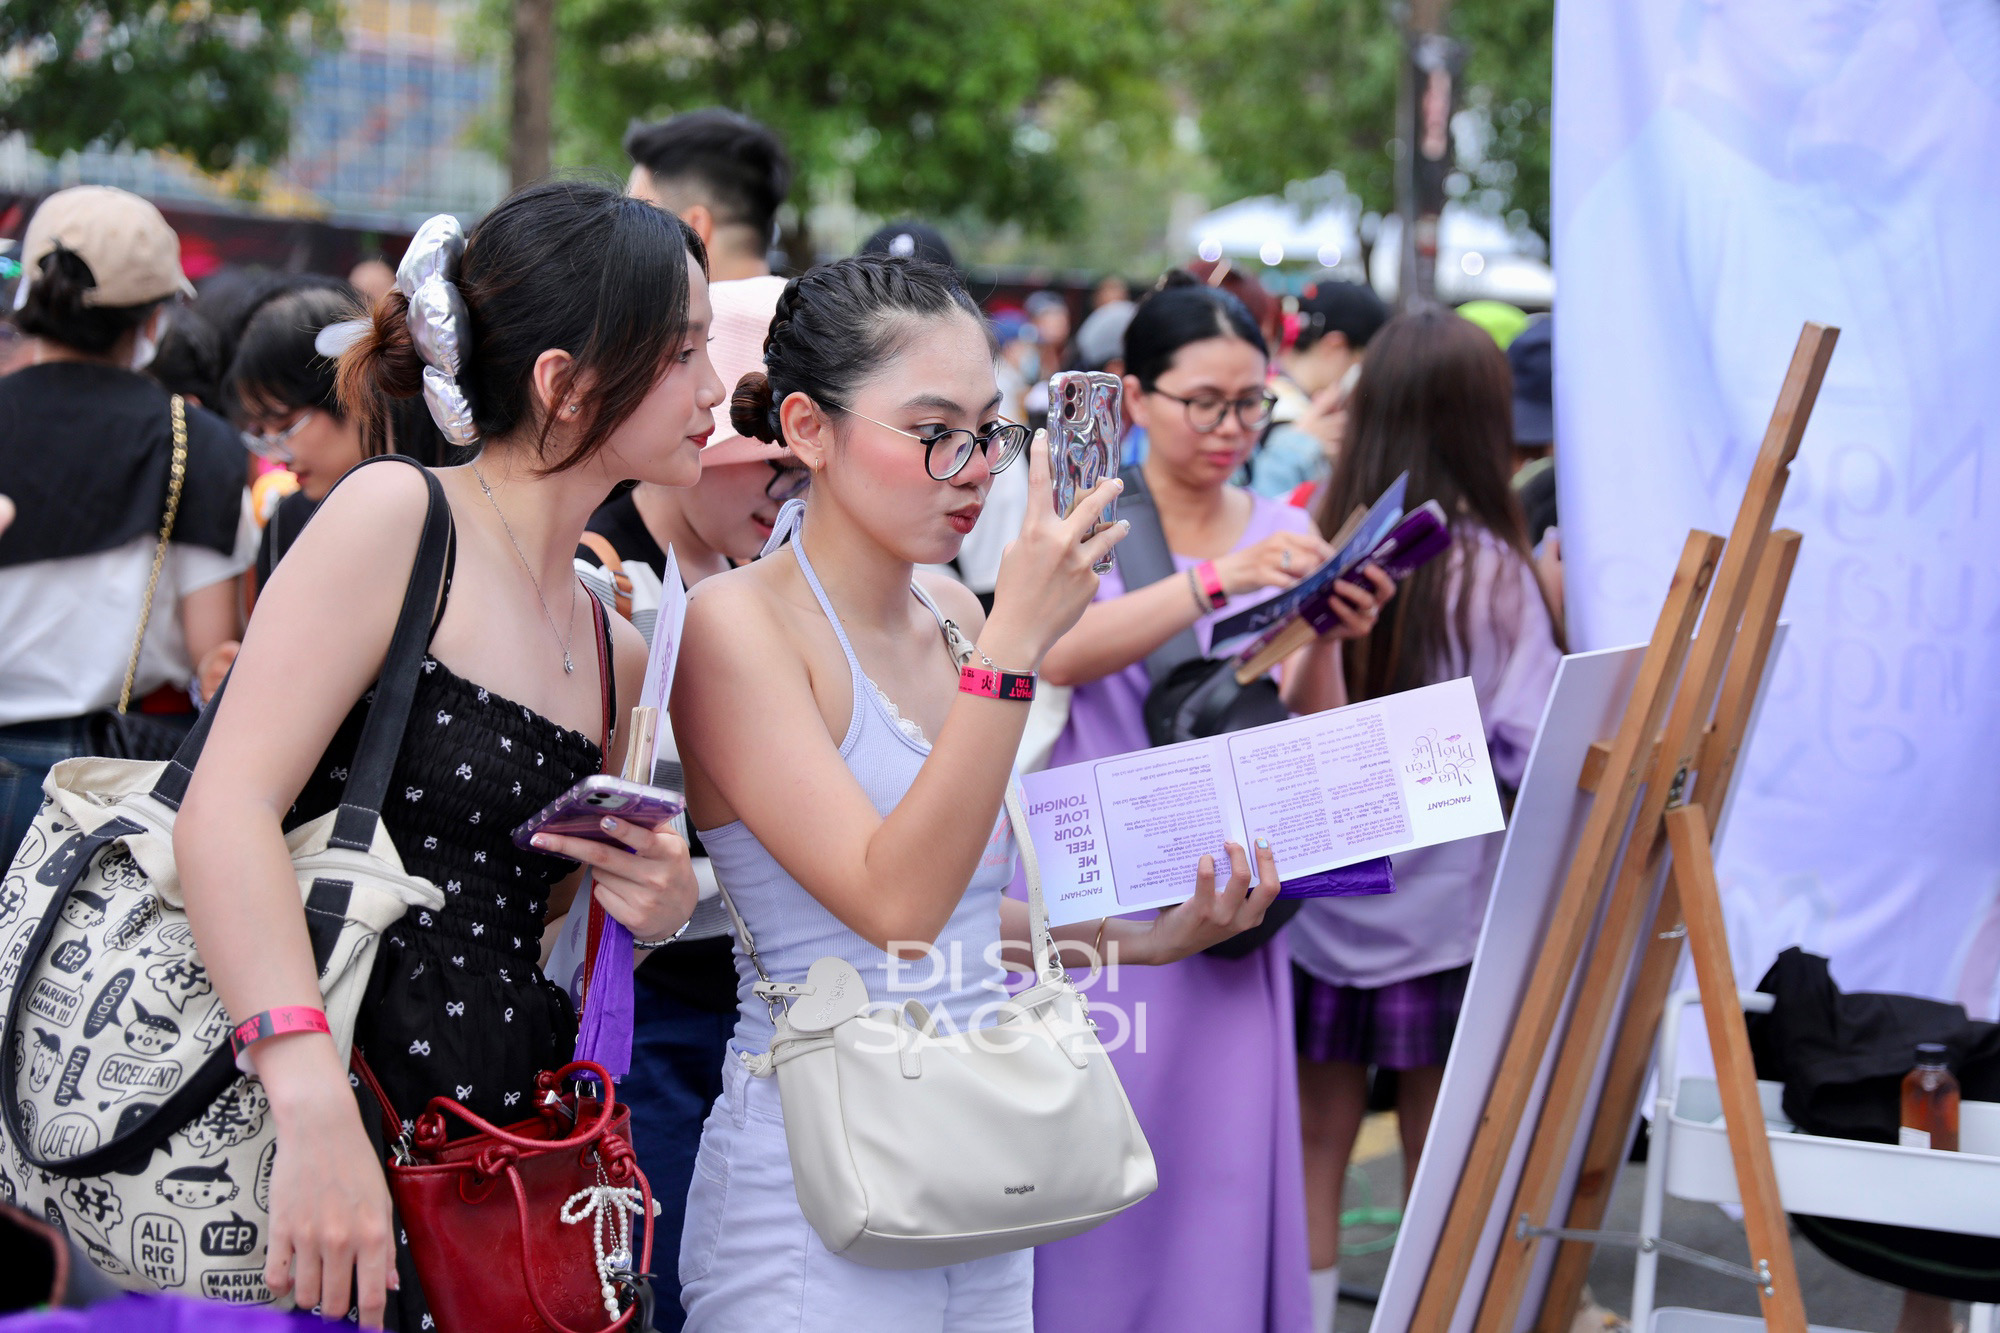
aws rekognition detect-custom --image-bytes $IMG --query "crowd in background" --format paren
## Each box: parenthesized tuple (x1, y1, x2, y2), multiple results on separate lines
(0, 104, 1569, 1333)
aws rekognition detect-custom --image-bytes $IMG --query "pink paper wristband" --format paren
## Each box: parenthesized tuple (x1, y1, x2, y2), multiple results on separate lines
(959, 665, 1037, 702)
(229, 1006, 331, 1074)
(1195, 560, 1228, 610)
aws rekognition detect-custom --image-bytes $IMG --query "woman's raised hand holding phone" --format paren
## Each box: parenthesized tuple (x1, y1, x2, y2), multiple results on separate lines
(982, 429, 1128, 668)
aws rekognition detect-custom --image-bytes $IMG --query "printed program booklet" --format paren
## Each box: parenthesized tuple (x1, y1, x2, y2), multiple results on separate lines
(1208, 471, 1408, 657)
(1019, 677, 1504, 927)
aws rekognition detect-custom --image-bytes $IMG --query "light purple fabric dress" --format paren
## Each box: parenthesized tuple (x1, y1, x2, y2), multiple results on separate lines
(1288, 527, 1561, 990)
(1029, 491, 1312, 1333)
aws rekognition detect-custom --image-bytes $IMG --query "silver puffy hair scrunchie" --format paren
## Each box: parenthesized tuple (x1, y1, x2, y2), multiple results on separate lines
(396, 214, 480, 449)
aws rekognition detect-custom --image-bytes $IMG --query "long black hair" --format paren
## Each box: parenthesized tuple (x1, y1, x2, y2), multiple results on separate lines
(339, 178, 708, 471)
(1315, 306, 1549, 699)
(728, 254, 982, 444)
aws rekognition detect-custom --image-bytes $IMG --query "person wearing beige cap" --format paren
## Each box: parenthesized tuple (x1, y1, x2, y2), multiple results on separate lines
(578, 106, 804, 1333)
(0, 185, 252, 866)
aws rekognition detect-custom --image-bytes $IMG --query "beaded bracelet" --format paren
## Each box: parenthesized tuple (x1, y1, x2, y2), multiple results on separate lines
(1185, 566, 1211, 616)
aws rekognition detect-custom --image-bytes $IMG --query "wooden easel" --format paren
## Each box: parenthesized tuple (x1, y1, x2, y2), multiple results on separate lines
(1407, 322, 1838, 1333)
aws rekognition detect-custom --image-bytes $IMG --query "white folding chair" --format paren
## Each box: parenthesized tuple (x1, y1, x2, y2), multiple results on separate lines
(1632, 990, 2000, 1332)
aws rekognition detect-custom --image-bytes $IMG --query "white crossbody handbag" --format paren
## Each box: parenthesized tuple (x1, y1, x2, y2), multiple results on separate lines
(714, 781, 1158, 1270)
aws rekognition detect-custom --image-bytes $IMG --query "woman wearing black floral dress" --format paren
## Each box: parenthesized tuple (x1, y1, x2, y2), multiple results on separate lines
(176, 182, 723, 1327)
(293, 641, 608, 1137)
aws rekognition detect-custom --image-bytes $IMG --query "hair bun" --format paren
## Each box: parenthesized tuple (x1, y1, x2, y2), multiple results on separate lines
(731, 370, 780, 443)
(343, 289, 426, 399)
(334, 288, 427, 447)
(1156, 269, 1201, 292)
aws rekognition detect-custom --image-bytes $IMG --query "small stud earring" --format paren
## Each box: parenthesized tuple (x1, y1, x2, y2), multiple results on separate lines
(566, 404, 581, 416)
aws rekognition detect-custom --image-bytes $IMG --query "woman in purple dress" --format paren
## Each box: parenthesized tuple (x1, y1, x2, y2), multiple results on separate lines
(1033, 273, 1392, 1333)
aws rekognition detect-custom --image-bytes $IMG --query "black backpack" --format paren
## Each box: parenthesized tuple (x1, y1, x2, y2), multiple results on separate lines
(1119, 469, 1293, 749)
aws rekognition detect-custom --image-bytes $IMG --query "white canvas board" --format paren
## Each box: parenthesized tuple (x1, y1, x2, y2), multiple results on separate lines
(1370, 644, 1642, 1333)
(1371, 627, 1786, 1333)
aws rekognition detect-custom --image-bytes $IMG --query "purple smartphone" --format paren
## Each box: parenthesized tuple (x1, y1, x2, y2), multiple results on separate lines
(510, 775, 685, 851)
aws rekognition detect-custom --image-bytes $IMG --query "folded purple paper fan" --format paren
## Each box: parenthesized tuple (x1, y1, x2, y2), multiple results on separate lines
(569, 873, 636, 1082)
(1278, 856, 1396, 899)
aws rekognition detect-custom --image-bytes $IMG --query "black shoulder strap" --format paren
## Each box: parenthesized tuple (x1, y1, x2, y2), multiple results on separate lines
(151, 456, 453, 858)
(590, 589, 616, 747)
(1115, 466, 1206, 685)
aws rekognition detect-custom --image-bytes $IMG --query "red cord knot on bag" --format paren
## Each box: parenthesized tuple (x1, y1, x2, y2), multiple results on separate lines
(474, 1142, 520, 1180)
(413, 1113, 451, 1152)
(599, 1136, 639, 1185)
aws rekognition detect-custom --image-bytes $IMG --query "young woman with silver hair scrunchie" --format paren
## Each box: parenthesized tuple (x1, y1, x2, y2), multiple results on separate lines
(175, 179, 720, 1328)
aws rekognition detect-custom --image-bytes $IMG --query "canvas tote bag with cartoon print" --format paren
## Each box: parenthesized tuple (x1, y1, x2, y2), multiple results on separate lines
(0, 456, 451, 1304)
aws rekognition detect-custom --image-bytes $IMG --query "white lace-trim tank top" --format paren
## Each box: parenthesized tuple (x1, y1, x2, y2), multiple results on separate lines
(696, 501, 1018, 1055)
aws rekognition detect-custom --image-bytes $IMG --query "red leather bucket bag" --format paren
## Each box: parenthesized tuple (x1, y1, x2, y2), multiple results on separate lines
(355, 1057, 657, 1333)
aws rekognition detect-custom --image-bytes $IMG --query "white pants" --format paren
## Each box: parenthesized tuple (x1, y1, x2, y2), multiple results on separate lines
(679, 1054, 1034, 1333)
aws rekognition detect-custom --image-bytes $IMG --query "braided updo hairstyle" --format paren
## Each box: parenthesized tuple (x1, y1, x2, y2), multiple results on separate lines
(729, 255, 984, 446)
(337, 178, 708, 471)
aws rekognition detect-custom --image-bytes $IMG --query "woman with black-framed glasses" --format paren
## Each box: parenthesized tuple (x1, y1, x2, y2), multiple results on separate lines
(836, 405, 1035, 481)
(670, 255, 1284, 1332)
(1029, 271, 1394, 1333)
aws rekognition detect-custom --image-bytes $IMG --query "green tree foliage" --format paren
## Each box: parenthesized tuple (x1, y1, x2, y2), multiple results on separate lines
(544, 0, 1159, 236)
(0, 1, 341, 173)
(1174, 0, 1553, 239)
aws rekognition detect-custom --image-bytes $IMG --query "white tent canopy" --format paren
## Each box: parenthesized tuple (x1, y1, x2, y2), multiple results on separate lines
(1184, 193, 1553, 307)
(1184, 195, 1365, 272)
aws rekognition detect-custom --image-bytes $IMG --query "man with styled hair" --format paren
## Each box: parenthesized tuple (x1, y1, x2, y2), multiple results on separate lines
(624, 108, 791, 282)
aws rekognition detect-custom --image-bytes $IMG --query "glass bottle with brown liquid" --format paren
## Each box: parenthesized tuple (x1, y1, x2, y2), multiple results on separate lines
(1899, 1042, 1959, 1151)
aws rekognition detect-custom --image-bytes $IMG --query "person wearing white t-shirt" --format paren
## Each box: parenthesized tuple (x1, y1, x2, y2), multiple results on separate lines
(0, 187, 253, 863)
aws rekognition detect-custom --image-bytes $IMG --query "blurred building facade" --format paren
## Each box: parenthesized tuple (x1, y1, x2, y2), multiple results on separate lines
(0, 0, 504, 226)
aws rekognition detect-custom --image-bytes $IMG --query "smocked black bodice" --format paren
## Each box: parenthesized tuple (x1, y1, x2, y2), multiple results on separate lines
(290, 654, 603, 962)
(289, 650, 605, 1169)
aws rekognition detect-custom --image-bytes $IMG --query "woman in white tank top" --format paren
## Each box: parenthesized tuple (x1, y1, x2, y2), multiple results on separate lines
(670, 257, 1288, 1332)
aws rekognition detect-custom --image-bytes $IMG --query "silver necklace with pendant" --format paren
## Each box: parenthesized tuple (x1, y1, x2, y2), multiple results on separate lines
(472, 463, 578, 674)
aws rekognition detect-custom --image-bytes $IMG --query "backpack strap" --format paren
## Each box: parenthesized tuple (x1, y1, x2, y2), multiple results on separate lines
(1115, 465, 1206, 686)
(578, 531, 633, 621)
